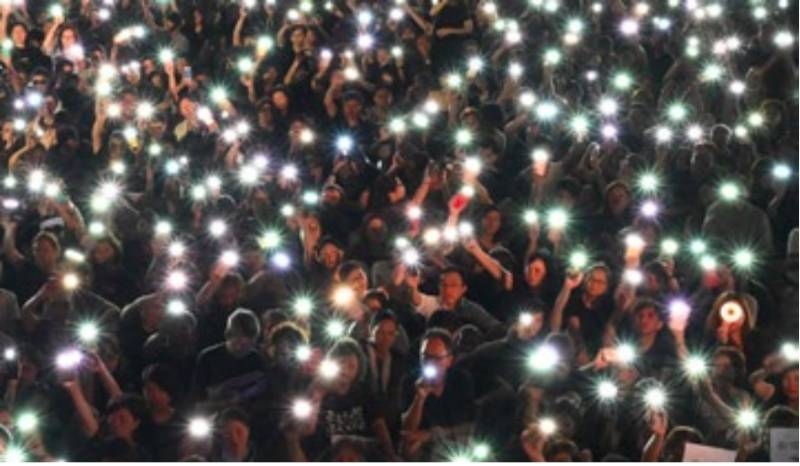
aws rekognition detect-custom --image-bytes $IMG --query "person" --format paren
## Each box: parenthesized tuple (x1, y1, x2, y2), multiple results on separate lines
(210, 407, 262, 461)
(412, 267, 504, 338)
(191, 309, 266, 402)
(0, 0, 794, 461)
(401, 328, 476, 460)
(286, 337, 397, 461)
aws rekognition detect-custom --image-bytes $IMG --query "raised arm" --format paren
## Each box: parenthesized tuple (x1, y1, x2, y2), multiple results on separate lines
(550, 273, 581, 332)
(63, 379, 100, 438)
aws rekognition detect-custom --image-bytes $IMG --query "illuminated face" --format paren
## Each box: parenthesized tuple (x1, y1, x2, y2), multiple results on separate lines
(635, 306, 663, 336)
(345, 268, 369, 297)
(222, 419, 250, 456)
(420, 337, 453, 378)
(526, 258, 547, 287)
(516, 313, 544, 340)
(11, 24, 26, 47)
(371, 319, 398, 353)
(333, 354, 360, 390)
(272, 91, 289, 110)
(607, 186, 631, 215)
(318, 244, 342, 270)
(61, 28, 77, 49)
(782, 369, 799, 400)
(481, 210, 502, 236)
(439, 272, 466, 307)
(179, 98, 195, 119)
(584, 269, 609, 298)
(1, 122, 13, 143)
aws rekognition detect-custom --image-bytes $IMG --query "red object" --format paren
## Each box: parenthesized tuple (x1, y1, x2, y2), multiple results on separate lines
(449, 193, 469, 212)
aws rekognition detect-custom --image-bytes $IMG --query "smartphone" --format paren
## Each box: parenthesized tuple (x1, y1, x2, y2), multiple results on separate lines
(183, 66, 192, 80)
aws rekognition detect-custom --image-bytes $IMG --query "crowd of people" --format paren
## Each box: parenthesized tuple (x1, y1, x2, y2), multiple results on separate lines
(0, 0, 797, 461)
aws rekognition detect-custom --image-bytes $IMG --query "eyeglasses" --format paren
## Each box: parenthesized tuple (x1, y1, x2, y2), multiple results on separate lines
(32, 80, 47, 85)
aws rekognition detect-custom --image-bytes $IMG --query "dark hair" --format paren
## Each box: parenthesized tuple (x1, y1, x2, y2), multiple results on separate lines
(218, 406, 250, 427)
(632, 298, 664, 321)
(713, 346, 747, 386)
(105, 394, 147, 422)
(225, 308, 261, 340)
(369, 309, 397, 329)
(32, 231, 60, 252)
(268, 321, 309, 347)
(422, 327, 455, 354)
(335, 260, 367, 283)
(427, 310, 463, 333)
(328, 337, 366, 382)
(439, 266, 465, 283)
(543, 437, 580, 461)
(663, 426, 704, 461)
(142, 363, 181, 402)
(260, 309, 288, 330)
(363, 289, 388, 309)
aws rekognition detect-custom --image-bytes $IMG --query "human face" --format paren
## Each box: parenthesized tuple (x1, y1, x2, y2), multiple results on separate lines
(516, 312, 544, 340)
(711, 354, 735, 384)
(179, 98, 195, 120)
(218, 284, 242, 311)
(108, 407, 140, 439)
(526, 259, 547, 287)
(1, 122, 13, 145)
(222, 420, 250, 459)
(343, 99, 361, 121)
(319, 244, 342, 270)
(332, 354, 360, 393)
(584, 269, 609, 298)
(33, 238, 58, 270)
(290, 28, 306, 51)
(635, 306, 663, 336)
(61, 28, 77, 49)
(371, 319, 397, 354)
(420, 338, 453, 381)
(481, 210, 501, 237)
(607, 186, 630, 216)
(439, 272, 466, 308)
(782, 369, 799, 401)
(346, 268, 368, 297)
(272, 91, 289, 111)
(11, 25, 26, 47)
(92, 241, 115, 264)
(374, 89, 391, 108)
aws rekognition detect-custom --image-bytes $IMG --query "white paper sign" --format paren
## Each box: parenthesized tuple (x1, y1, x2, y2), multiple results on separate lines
(770, 428, 799, 462)
(683, 442, 737, 462)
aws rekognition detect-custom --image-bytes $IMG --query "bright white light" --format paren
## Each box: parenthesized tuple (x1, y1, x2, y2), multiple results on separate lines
(597, 380, 619, 400)
(292, 398, 313, 419)
(77, 322, 100, 343)
(56, 349, 83, 370)
(644, 387, 666, 409)
(208, 219, 227, 237)
(528, 344, 560, 372)
(188, 418, 212, 438)
(619, 18, 639, 36)
(166, 270, 188, 290)
(319, 358, 341, 378)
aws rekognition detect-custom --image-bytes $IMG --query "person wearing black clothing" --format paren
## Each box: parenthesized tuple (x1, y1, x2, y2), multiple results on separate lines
(401, 328, 476, 460)
(458, 309, 547, 397)
(191, 309, 266, 402)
